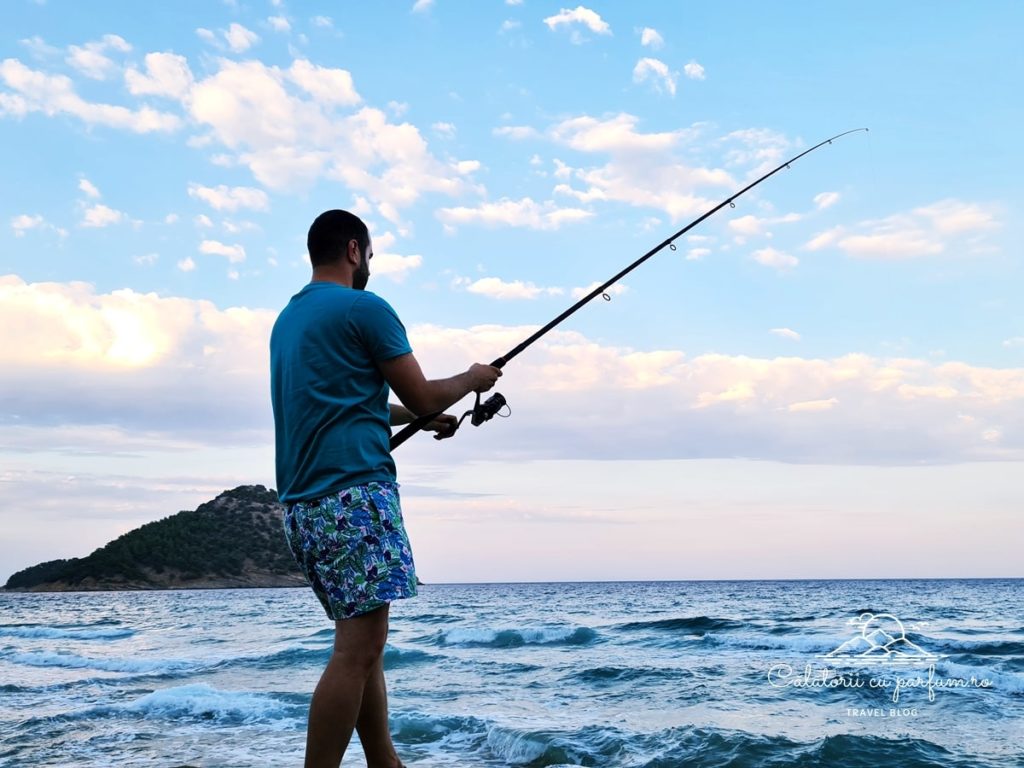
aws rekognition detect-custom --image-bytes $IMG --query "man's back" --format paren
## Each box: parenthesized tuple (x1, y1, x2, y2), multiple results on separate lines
(270, 281, 411, 503)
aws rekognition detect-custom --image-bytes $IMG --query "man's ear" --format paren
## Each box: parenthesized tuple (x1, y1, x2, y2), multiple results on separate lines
(346, 238, 361, 265)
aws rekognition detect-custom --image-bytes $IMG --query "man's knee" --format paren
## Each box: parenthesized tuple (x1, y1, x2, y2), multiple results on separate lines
(332, 605, 389, 669)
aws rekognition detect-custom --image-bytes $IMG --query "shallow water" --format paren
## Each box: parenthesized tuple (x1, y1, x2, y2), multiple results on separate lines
(2, 580, 1021, 767)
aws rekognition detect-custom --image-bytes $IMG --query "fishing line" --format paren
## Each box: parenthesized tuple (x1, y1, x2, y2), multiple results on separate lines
(391, 128, 869, 451)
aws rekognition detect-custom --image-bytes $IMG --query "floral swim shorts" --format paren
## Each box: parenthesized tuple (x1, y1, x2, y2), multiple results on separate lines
(283, 481, 418, 620)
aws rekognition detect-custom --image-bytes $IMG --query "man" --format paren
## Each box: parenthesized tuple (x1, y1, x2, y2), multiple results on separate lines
(270, 209, 500, 768)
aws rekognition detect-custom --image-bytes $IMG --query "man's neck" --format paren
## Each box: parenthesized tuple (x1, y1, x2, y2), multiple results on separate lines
(310, 265, 353, 287)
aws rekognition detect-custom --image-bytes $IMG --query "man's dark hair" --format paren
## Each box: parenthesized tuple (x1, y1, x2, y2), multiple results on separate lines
(307, 209, 369, 268)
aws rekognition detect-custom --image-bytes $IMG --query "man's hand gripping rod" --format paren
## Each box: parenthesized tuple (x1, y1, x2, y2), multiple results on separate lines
(390, 128, 868, 452)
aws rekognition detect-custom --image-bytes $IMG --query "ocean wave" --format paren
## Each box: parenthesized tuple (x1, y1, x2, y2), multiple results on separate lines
(0, 626, 135, 640)
(433, 626, 598, 648)
(617, 616, 749, 634)
(8, 650, 197, 676)
(929, 638, 1024, 656)
(391, 711, 490, 744)
(119, 684, 300, 725)
(404, 612, 460, 624)
(565, 665, 687, 685)
(384, 645, 438, 666)
(934, 659, 1024, 695)
(480, 722, 1001, 768)
(698, 631, 845, 654)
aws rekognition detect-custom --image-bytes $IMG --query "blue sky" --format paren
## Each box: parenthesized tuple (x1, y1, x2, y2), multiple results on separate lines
(2, 1, 1022, 583)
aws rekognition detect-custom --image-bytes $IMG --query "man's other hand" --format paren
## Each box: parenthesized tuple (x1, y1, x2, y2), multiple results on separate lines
(424, 413, 459, 440)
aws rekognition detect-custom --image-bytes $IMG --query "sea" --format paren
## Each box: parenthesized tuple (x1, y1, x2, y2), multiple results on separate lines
(1, 579, 1022, 767)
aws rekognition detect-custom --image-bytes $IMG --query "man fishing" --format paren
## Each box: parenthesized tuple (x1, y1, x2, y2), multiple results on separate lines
(270, 209, 501, 768)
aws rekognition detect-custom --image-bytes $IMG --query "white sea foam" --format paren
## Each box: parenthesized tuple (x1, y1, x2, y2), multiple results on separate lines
(440, 626, 595, 646)
(0, 626, 135, 640)
(704, 632, 847, 655)
(123, 684, 293, 724)
(10, 650, 194, 675)
(935, 659, 1024, 694)
(486, 726, 553, 764)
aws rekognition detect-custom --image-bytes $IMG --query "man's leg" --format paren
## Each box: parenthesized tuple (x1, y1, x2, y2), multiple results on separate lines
(304, 605, 391, 768)
(355, 653, 402, 768)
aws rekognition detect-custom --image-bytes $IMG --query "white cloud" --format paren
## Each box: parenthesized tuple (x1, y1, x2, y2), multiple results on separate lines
(683, 60, 706, 80)
(454, 159, 480, 174)
(805, 199, 999, 259)
(196, 28, 217, 44)
(571, 282, 627, 300)
(199, 240, 246, 263)
(432, 121, 456, 138)
(0, 58, 182, 133)
(81, 204, 125, 228)
(287, 59, 360, 106)
(194, 214, 214, 228)
(3, 275, 1024, 467)
(500, 20, 522, 32)
(412, 0, 434, 11)
(729, 214, 762, 236)
(549, 114, 734, 221)
(78, 178, 101, 198)
(493, 125, 540, 140)
(221, 220, 259, 235)
(458, 276, 563, 301)
(65, 34, 131, 80)
(728, 212, 801, 238)
(268, 16, 291, 32)
(225, 23, 260, 53)
(11, 214, 45, 236)
(787, 397, 838, 413)
(506, 0, 524, 4)
(1003, 337, 1024, 349)
(913, 199, 998, 235)
(814, 191, 840, 210)
(752, 247, 798, 271)
(437, 197, 593, 231)
(177, 257, 196, 272)
(186, 59, 475, 217)
(371, 252, 423, 281)
(633, 57, 677, 97)
(311, 16, 334, 28)
(770, 327, 801, 341)
(20, 36, 61, 60)
(686, 247, 710, 261)
(188, 183, 270, 212)
(544, 6, 612, 36)
(640, 27, 663, 49)
(124, 52, 194, 100)
(133, 253, 159, 266)
(550, 113, 688, 154)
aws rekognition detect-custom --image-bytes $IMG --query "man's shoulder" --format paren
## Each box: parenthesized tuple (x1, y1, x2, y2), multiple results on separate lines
(353, 290, 404, 322)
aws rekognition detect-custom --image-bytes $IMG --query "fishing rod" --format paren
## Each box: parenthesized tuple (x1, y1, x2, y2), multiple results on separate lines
(391, 127, 868, 451)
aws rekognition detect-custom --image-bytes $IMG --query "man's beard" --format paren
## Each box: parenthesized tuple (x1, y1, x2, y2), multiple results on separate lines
(353, 255, 370, 290)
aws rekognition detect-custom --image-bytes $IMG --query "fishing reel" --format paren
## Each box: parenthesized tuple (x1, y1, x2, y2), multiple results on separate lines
(434, 392, 510, 440)
(469, 392, 508, 426)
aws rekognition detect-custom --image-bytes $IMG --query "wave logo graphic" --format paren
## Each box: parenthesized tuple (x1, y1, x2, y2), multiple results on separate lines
(819, 612, 942, 665)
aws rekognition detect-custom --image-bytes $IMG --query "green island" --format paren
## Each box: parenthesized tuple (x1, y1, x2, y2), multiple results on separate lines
(4, 485, 307, 592)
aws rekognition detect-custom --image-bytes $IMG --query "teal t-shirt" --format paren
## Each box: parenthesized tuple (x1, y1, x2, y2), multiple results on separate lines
(270, 282, 412, 503)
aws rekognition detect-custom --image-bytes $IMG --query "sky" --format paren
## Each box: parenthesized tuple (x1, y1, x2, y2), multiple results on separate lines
(1, 1, 1022, 584)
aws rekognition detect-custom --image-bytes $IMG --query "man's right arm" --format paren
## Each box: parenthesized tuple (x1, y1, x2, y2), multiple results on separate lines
(378, 353, 501, 417)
